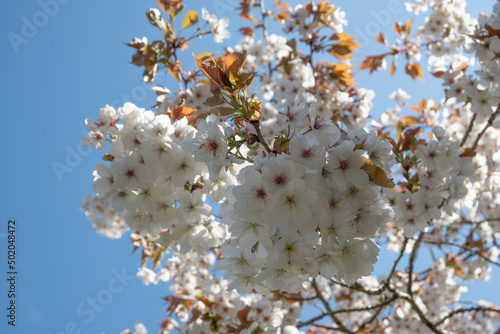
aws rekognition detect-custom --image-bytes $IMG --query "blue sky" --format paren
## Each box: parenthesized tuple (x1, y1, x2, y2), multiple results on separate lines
(1, 0, 498, 333)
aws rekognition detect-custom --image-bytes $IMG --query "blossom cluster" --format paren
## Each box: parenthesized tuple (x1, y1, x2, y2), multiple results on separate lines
(82, 104, 231, 252)
(220, 114, 396, 291)
(134, 249, 303, 334)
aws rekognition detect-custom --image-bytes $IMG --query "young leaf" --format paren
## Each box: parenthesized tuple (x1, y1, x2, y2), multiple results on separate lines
(394, 22, 402, 35)
(225, 51, 247, 76)
(155, 0, 168, 12)
(193, 53, 231, 89)
(362, 159, 395, 188)
(405, 62, 423, 80)
(401, 116, 420, 126)
(376, 32, 387, 45)
(181, 10, 199, 30)
(277, 3, 291, 10)
(171, 100, 195, 120)
(167, 67, 180, 82)
(390, 59, 396, 76)
(330, 33, 356, 41)
(196, 52, 215, 61)
(403, 18, 413, 35)
(460, 147, 476, 157)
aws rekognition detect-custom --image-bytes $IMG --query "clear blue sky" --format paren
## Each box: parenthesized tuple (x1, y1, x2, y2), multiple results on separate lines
(0, 0, 497, 333)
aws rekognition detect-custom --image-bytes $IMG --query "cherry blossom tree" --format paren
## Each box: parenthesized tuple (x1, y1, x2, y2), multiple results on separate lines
(82, 0, 500, 333)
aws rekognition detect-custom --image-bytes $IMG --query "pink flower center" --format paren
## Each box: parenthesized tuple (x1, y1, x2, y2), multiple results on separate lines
(339, 160, 349, 171)
(255, 188, 267, 199)
(208, 139, 219, 152)
(301, 149, 312, 158)
(273, 174, 287, 186)
(126, 169, 135, 178)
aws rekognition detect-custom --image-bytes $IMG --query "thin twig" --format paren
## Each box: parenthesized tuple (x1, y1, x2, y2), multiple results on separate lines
(330, 279, 383, 296)
(259, 0, 268, 39)
(471, 103, 500, 150)
(328, 297, 397, 316)
(251, 120, 273, 153)
(407, 232, 424, 297)
(259, 0, 274, 77)
(382, 237, 408, 290)
(355, 301, 388, 333)
(310, 324, 342, 331)
(312, 279, 355, 334)
(460, 113, 476, 147)
(424, 240, 500, 268)
(434, 306, 500, 326)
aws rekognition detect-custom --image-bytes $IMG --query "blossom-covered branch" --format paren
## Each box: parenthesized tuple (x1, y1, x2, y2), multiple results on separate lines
(81, 0, 500, 333)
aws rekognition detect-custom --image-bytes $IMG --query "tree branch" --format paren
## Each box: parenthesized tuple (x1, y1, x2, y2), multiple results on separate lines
(407, 232, 424, 297)
(424, 240, 500, 268)
(434, 306, 500, 326)
(311, 278, 355, 334)
(251, 120, 273, 154)
(471, 103, 500, 151)
(460, 113, 476, 147)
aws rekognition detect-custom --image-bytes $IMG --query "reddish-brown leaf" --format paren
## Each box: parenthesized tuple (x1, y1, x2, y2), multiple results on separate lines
(330, 33, 356, 41)
(403, 18, 413, 35)
(360, 55, 384, 73)
(171, 100, 195, 120)
(431, 71, 445, 78)
(239, 26, 254, 36)
(327, 40, 359, 60)
(401, 116, 421, 126)
(405, 62, 423, 80)
(275, 12, 290, 21)
(418, 99, 427, 111)
(394, 22, 402, 35)
(376, 32, 386, 45)
(225, 51, 247, 77)
(193, 53, 232, 89)
(460, 147, 476, 157)
(155, 0, 168, 12)
(390, 58, 396, 76)
(409, 105, 421, 113)
(485, 24, 500, 39)
(277, 3, 291, 10)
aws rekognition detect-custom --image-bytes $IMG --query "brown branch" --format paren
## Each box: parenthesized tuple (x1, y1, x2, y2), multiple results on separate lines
(309, 324, 343, 331)
(297, 313, 329, 329)
(355, 301, 387, 333)
(459, 113, 476, 147)
(259, 0, 274, 77)
(467, 217, 500, 225)
(328, 296, 397, 316)
(424, 240, 500, 268)
(471, 103, 500, 150)
(407, 232, 424, 297)
(383, 237, 409, 289)
(279, 294, 317, 302)
(330, 279, 382, 295)
(434, 306, 500, 326)
(387, 286, 446, 334)
(331, 237, 408, 297)
(251, 120, 273, 154)
(311, 279, 355, 334)
(259, 0, 268, 39)
(338, 278, 446, 334)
